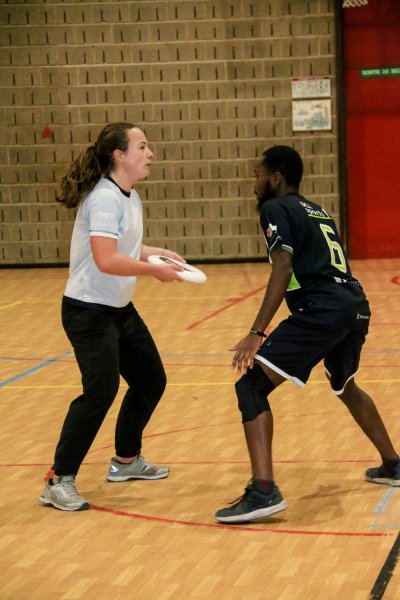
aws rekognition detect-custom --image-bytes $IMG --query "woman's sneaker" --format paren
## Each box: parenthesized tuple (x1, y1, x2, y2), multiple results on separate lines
(215, 483, 288, 524)
(365, 461, 400, 486)
(106, 455, 170, 482)
(39, 475, 89, 511)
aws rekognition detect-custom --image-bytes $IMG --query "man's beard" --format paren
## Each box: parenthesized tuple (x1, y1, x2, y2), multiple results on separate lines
(256, 187, 276, 213)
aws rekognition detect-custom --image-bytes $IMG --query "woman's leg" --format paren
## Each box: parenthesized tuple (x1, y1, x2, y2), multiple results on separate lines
(114, 305, 167, 458)
(53, 303, 120, 476)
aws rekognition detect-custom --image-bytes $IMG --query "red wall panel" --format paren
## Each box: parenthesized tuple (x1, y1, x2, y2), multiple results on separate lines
(344, 0, 400, 258)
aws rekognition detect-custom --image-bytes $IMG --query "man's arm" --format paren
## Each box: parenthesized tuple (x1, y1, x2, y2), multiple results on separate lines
(231, 246, 293, 374)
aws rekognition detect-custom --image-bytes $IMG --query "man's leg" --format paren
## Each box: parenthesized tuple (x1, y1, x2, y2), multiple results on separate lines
(243, 411, 274, 480)
(339, 378, 398, 461)
(215, 363, 287, 523)
(243, 361, 285, 482)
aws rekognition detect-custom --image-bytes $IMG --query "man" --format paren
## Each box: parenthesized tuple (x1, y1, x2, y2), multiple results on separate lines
(215, 145, 399, 524)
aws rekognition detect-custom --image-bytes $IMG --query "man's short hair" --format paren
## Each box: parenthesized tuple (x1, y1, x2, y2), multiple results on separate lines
(260, 145, 304, 187)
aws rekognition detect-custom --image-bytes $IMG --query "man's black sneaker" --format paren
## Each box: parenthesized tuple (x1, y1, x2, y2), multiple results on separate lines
(365, 462, 400, 487)
(216, 483, 288, 524)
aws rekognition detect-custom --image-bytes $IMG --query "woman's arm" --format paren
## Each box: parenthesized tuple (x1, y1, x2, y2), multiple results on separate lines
(90, 237, 183, 282)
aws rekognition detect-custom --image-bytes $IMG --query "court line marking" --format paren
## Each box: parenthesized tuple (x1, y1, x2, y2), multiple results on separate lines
(374, 488, 398, 515)
(3, 379, 400, 389)
(89, 504, 392, 537)
(0, 352, 73, 388)
(368, 525, 400, 529)
(369, 531, 400, 600)
(0, 301, 23, 311)
(3, 456, 395, 537)
(0, 458, 384, 468)
(186, 284, 267, 330)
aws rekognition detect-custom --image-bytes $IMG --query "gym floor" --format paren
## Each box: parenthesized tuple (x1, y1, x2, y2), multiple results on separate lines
(1, 259, 399, 599)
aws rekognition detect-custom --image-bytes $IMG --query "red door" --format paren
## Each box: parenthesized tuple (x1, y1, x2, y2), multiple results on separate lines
(343, 1, 400, 258)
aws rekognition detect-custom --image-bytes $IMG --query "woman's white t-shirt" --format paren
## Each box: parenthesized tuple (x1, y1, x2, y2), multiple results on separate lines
(64, 177, 143, 308)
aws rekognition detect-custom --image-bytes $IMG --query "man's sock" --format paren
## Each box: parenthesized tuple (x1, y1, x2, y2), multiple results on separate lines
(253, 478, 275, 494)
(382, 457, 400, 472)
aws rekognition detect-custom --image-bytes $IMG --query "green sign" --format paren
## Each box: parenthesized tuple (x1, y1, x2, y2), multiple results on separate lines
(361, 67, 400, 78)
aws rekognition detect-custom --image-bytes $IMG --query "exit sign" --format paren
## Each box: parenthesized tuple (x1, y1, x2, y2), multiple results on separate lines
(361, 67, 400, 78)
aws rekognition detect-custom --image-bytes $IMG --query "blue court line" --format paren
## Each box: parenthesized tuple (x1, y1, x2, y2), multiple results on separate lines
(0, 352, 73, 388)
(374, 488, 398, 515)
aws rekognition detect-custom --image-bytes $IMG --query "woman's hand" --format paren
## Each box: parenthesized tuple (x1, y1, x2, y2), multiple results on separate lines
(152, 263, 184, 283)
(161, 249, 186, 263)
(140, 245, 186, 264)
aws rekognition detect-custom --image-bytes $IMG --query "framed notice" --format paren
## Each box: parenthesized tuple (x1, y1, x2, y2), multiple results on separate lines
(292, 99, 332, 131)
(291, 77, 331, 99)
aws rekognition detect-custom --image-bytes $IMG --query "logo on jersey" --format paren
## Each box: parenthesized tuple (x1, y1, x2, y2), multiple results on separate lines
(266, 223, 277, 238)
(299, 200, 331, 219)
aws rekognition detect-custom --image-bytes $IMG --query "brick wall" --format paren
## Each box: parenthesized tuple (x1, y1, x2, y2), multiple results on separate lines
(0, 0, 337, 264)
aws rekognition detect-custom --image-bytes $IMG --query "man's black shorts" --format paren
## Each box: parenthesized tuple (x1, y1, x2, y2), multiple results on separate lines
(254, 316, 369, 395)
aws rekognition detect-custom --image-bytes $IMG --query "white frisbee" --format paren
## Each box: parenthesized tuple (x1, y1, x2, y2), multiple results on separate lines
(147, 255, 207, 284)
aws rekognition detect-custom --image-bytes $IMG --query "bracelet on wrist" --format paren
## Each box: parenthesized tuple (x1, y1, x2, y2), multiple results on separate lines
(249, 328, 267, 338)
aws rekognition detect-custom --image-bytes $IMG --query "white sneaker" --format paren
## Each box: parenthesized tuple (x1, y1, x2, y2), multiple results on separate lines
(39, 475, 89, 511)
(106, 455, 170, 482)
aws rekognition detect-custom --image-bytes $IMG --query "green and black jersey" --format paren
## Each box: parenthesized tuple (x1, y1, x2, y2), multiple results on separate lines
(259, 193, 370, 328)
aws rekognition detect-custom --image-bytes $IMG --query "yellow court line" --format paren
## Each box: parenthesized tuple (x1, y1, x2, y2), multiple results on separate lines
(0, 301, 23, 310)
(2, 379, 400, 390)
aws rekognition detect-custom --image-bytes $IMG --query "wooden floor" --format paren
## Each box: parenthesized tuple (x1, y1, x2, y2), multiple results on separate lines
(1, 259, 400, 600)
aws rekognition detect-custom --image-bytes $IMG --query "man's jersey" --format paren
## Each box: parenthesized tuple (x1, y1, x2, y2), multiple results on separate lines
(259, 193, 370, 328)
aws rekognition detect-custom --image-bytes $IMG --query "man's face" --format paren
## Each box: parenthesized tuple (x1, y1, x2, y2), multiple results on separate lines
(254, 163, 276, 212)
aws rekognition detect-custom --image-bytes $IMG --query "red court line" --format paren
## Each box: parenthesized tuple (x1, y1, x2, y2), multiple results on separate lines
(391, 276, 400, 285)
(0, 458, 383, 468)
(89, 504, 392, 537)
(186, 284, 267, 330)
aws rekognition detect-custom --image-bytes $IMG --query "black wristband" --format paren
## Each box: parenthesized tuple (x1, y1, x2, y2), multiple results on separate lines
(249, 328, 267, 338)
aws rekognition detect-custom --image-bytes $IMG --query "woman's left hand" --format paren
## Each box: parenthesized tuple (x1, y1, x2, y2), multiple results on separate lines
(161, 249, 186, 263)
(140, 245, 186, 263)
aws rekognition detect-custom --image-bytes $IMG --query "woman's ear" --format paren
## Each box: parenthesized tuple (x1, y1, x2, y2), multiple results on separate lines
(113, 149, 124, 164)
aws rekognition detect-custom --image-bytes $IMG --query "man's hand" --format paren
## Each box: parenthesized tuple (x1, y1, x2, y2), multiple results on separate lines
(230, 333, 264, 375)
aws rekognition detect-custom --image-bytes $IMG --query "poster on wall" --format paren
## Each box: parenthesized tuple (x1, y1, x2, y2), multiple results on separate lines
(292, 99, 332, 131)
(291, 77, 331, 98)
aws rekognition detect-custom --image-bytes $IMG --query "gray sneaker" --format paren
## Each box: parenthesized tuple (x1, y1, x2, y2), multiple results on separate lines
(106, 455, 170, 482)
(39, 475, 89, 511)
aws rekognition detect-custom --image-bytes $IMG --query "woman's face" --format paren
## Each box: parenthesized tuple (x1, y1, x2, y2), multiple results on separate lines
(117, 127, 155, 183)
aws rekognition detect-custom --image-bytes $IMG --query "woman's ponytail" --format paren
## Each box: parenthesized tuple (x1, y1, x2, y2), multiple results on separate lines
(57, 122, 136, 208)
(57, 145, 102, 208)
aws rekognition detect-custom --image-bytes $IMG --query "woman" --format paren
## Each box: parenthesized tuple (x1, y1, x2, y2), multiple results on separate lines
(40, 122, 184, 511)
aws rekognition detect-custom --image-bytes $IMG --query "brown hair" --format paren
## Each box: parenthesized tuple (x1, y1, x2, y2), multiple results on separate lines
(57, 122, 136, 208)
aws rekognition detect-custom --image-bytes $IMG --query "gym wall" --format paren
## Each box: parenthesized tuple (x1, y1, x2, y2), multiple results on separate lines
(0, 0, 338, 265)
